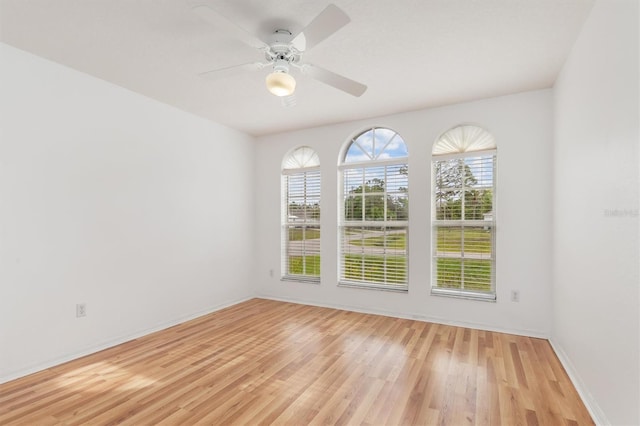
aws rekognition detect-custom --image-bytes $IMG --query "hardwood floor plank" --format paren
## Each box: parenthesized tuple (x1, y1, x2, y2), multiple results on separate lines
(0, 299, 594, 425)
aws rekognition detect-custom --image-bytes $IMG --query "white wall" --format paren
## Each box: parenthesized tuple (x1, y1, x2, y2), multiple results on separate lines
(0, 43, 255, 382)
(4, 4, 636, 421)
(552, 1, 639, 424)
(254, 89, 554, 337)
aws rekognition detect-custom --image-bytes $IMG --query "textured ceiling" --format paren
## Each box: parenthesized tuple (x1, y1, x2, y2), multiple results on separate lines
(0, 0, 594, 136)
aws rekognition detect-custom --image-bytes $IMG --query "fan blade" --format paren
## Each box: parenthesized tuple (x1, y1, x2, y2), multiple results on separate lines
(291, 4, 350, 52)
(199, 62, 265, 80)
(192, 5, 267, 50)
(301, 64, 367, 97)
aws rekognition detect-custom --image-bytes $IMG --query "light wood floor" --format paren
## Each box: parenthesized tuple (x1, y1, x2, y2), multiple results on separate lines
(0, 298, 593, 425)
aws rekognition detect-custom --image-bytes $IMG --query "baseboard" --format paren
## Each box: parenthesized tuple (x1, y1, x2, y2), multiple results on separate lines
(0, 296, 253, 385)
(548, 339, 608, 426)
(256, 294, 549, 339)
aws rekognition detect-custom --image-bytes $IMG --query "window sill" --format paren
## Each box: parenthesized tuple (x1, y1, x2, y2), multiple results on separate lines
(431, 288, 496, 302)
(281, 276, 320, 284)
(338, 281, 408, 293)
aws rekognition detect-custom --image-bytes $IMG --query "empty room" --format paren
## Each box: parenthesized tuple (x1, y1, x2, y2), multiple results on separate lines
(0, 0, 638, 425)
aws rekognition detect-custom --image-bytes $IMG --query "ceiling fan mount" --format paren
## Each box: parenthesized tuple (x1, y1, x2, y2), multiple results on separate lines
(193, 3, 367, 100)
(263, 30, 300, 66)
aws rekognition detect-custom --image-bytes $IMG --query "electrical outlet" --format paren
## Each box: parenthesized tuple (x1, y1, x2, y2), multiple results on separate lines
(76, 303, 87, 317)
(269, 269, 274, 278)
(510, 290, 520, 303)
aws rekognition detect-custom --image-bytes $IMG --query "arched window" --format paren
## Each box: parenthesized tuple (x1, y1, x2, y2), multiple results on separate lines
(339, 127, 409, 290)
(432, 125, 496, 300)
(281, 146, 321, 281)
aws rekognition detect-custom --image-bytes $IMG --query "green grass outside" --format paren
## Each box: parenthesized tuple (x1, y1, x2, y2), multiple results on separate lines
(345, 228, 490, 254)
(436, 227, 491, 254)
(287, 228, 489, 288)
(435, 258, 491, 291)
(288, 228, 321, 241)
(343, 254, 406, 285)
(350, 234, 406, 249)
(288, 255, 321, 276)
(288, 254, 489, 292)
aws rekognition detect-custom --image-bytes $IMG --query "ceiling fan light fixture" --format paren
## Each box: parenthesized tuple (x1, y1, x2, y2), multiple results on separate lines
(266, 71, 296, 97)
(194, 4, 366, 98)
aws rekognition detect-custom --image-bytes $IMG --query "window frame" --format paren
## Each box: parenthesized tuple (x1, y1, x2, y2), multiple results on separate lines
(431, 126, 496, 301)
(281, 147, 321, 283)
(338, 128, 409, 292)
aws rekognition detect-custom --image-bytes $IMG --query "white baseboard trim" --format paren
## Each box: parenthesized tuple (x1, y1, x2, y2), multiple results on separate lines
(0, 296, 253, 385)
(548, 339, 608, 426)
(256, 294, 549, 339)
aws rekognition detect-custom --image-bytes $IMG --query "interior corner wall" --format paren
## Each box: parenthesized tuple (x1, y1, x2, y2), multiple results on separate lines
(0, 43, 256, 383)
(552, 1, 640, 424)
(253, 89, 554, 338)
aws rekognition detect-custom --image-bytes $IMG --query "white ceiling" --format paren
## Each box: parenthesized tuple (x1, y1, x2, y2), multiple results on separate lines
(0, 0, 594, 136)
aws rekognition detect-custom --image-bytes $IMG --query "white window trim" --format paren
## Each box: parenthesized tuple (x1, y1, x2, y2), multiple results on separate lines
(281, 148, 321, 283)
(431, 127, 497, 301)
(338, 128, 409, 291)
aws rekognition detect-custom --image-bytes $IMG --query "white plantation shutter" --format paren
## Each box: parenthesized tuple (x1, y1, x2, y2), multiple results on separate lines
(432, 126, 496, 300)
(339, 128, 409, 290)
(282, 147, 321, 281)
(283, 146, 319, 169)
(432, 125, 496, 155)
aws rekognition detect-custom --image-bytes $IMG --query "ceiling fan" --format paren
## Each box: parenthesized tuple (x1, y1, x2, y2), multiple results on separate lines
(192, 3, 367, 99)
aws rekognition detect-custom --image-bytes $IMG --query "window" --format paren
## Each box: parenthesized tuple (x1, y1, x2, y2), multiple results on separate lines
(282, 147, 321, 282)
(339, 128, 409, 290)
(431, 125, 496, 300)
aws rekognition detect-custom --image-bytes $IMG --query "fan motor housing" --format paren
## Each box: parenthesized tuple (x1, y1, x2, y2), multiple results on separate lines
(264, 29, 300, 64)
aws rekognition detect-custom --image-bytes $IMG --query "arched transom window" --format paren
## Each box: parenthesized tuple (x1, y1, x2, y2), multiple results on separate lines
(339, 127, 409, 290)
